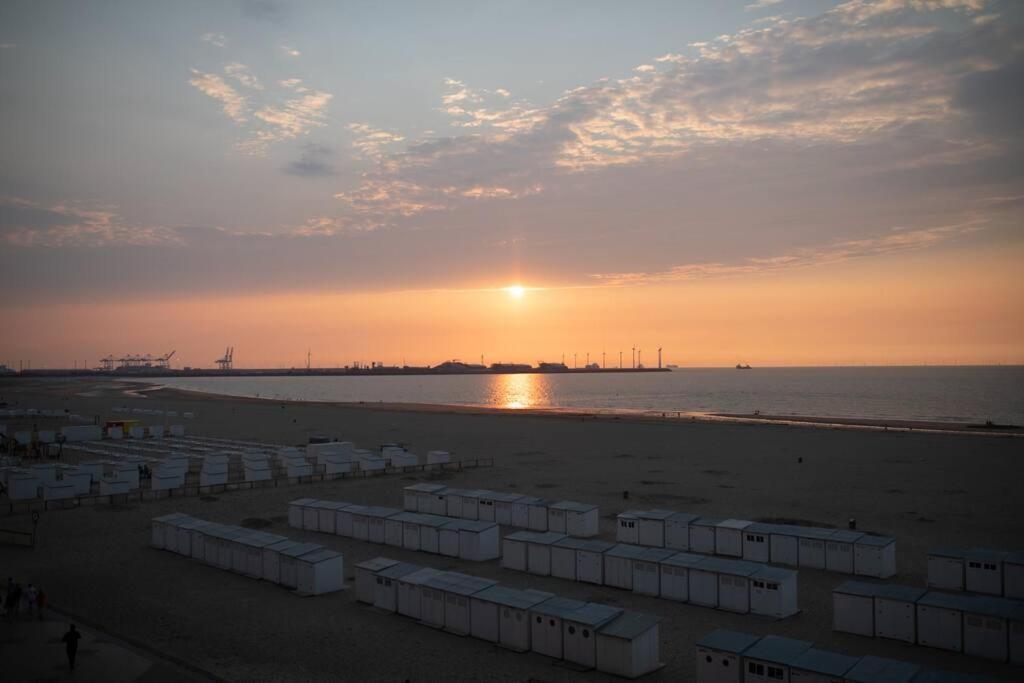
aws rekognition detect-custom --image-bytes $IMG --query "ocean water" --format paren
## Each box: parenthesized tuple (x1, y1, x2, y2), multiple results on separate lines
(146, 366, 1024, 425)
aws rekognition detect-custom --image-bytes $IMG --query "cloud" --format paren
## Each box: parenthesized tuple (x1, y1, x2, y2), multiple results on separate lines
(200, 32, 226, 48)
(284, 143, 336, 177)
(189, 64, 333, 154)
(634, 64, 656, 73)
(0, 198, 182, 248)
(591, 218, 988, 285)
(241, 0, 288, 23)
(346, 123, 405, 160)
(280, 45, 301, 57)
(224, 62, 263, 90)
(189, 69, 248, 122)
(745, 0, 784, 10)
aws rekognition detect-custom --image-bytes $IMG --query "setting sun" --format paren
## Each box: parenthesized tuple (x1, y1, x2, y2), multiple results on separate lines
(505, 285, 525, 299)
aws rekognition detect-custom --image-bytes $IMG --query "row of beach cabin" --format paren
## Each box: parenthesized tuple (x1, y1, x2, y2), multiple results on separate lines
(353, 556, 662, 678)
(928, 547, 1024, 599)
(289, 498, 500, 561)
(151, 513, 344, 595)
(1, 459, 143, 501)
(1, 423, 187, 446)
(696, 628, 1002, 683)
(501, 533, 799, 618)
(402, 483, 599, 536)
(616, 509, 896, 578)
(833, 580, 1024, 663)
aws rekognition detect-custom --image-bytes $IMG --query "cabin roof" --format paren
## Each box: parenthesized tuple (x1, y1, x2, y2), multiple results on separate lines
(598, 611, 660, 640)
(564, 602, 623, 627)
(792, 648, 860, 676)
(844, 655, 919, 683)
(696, 628, 761, 654)
(744, 635, 814, 665)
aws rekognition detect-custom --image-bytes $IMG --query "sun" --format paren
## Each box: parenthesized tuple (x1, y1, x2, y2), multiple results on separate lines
(505, 284, 526, 299)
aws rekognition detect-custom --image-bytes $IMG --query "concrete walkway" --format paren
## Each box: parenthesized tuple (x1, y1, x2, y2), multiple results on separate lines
(0, 610, 211, 682)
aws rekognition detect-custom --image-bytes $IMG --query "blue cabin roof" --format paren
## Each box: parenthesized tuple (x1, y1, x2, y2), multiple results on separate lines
(792, 648, 859, 677)
(845, 655, 919, 683)
(743, 635, 813, 665)
(696, 628, 761, 654)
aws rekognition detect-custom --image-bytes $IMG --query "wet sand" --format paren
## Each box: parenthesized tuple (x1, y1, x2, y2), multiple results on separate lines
(1, 377, 1021, 681)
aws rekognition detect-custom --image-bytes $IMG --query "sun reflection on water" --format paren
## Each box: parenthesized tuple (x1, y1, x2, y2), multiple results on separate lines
(488, 373, 552, 409)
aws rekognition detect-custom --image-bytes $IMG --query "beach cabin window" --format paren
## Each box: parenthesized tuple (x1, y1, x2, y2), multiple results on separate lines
(621, 520, 635, 528)
(706, 656, 713, 663)
(723, 660, 730, 667)
(749, 662, 765, 675)
(984, 563, 997, 570)
(747, 534, 765, 542)
(767, 582, 779, 590)
(969, 561, 982, 568)
(986, 618, 1002, 630)
(768, 666, 784, 680)
(753, 580, 764, 588)
(583, 629, 590, 638)
(568, 625, 576, 634)
(536, 616, 542, 623)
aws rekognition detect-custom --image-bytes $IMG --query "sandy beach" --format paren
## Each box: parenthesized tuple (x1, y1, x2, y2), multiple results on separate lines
(1, 377, 1021, 682)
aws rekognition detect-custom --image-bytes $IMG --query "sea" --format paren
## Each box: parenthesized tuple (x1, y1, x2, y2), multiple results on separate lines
(145, 366, 1024, 426)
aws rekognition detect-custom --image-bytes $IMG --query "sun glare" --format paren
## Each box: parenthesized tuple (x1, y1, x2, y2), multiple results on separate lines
(505, 285, 526, 299)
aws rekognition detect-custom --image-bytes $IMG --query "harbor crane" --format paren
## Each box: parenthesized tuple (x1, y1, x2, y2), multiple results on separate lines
(156, 350, 176, 369)
(215, 347, 234, 371)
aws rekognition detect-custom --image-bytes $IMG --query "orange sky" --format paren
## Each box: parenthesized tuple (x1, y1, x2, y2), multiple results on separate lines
(4, 239, 1021, 370)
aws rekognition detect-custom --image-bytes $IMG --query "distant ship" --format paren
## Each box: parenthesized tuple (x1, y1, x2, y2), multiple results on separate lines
(736, 363, 752, 370)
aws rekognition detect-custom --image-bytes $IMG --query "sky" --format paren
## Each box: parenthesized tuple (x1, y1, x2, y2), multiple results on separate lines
(0, 0, 1022, 369)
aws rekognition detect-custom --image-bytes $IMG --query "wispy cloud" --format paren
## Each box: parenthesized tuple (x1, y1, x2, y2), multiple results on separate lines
(346, 123, 405, 160)
(200, 32, 226, 48)
(189, 62, 332, 154)
(592, 219, 987, 285)
(280, 44, 301, 57)
(1, 197, 182, 248)
(189, 69, 248, 122)
(745, 0, 783, 10)
(224, 62, 263, 90)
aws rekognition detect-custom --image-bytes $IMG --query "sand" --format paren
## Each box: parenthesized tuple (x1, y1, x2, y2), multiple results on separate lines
(1, 377, 1021, 682)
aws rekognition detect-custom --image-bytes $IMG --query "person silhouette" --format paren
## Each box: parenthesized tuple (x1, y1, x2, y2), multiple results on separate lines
(62, 623, 81, 670)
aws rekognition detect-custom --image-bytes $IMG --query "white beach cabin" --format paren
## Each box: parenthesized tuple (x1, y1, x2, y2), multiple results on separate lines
(279, 543, 325, 589)
(426, 450, 450, 465)
(616, 510, 641, 544)
(422, 571, 497, 635)
(916, 591, 970, 652)
(401, 485, 446, 511)
(637, 509, 676, 547)
(530, 596, 586, 660)
(396, 566, 442, 620)
(789, 648, 859, 683)
(362, 506, 402, 544)
(314, 500, 351, 535)
(526, 498, 551, 531)
(716, 519, 752, 558)
(289, 498, 318, 529)
(459, 489, 488, 520)
(695, 629, 761, 683)
(714, 558, 764, 614)
(385, 511, 420, 548)
(355, 557, 400, 604)
(527, 531, 569, 575)
(443, 488, 469, 518)
(964, 549, 1008, 596)
(665, 512, 700, 551)
(500, 531, 541, 572)
(482, 491, 523, 524)
(335, 504, 367, 538)
(547, 500, 600, 537)
(1009, 601, 1024, 664)
(842, 655, 919, 683)
(439, 519, 469, 557)
(750, 565, 799, 618)
(742, 523, 776, 563)
(561, 602, 623, 670)
(832, 581, 877, 637)
(416, 514, 451, 554)
(769, 525, 802, 567)
(373, 561, 421, 612)
(1003, 552, 1024, 600)
(741, 635, 813, 683)
(596, 611, 662, 679)
(457, 519, 500, 561)
(690, 517, 723, 555)
(826, 530, 865, 574)
(962, 595, 1015, 661)
(296, 548, 344, 593)
(797, 528, 832, 570)
(43, 480, 76, 501)
(604, 544, 648, 591)
(660, 552, 706, 603)
(853, 535, 897, 578)
(927, 548, 967, 591)
(551, 537, 614, 584)
(633, 547, 675, 596)
(469, 585, 552, 646)
(874, 584, 926, 643)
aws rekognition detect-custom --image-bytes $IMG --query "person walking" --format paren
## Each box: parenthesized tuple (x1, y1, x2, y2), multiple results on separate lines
(62, 623, 81, 670)
(26, 583, 37, 617)
(36, 587, 47, 620)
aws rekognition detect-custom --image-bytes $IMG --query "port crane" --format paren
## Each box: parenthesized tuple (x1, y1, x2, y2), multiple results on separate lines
(156, 350, 176, 369)
(215, 347, 234, 371)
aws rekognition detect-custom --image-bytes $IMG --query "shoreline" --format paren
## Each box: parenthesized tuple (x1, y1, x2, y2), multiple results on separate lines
(133, 382, 1021, 438)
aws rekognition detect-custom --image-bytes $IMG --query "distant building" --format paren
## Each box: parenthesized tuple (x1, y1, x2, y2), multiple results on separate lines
(537, 362, 569, 371)
(490, 363, 532, 372)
